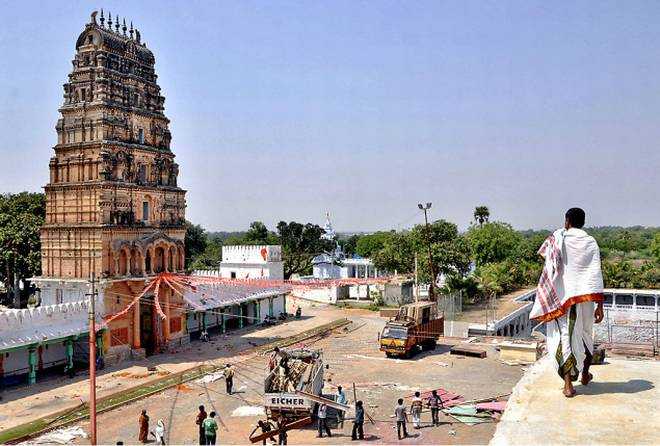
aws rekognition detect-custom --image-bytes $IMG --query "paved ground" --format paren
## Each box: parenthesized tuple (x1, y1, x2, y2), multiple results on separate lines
(42, 309, 524, 445)
(0, 300, 345, 433)
(490, 356, 660, 445)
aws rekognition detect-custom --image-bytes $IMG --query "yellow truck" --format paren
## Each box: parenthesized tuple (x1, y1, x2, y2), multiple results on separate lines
(379, 301, 444, 358)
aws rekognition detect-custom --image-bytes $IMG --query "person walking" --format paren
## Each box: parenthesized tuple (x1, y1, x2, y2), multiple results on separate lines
(335, 385, 348, 427)
(154, 419, 166, 445)
(394, 398, 408, 440)
(530, 208, 605, 398)
(203, 411, 219, 445)
(317, 403, 332, 438)
(224, 364, 234, 395)
(196, 405, 208, 445)
(351, 400, 365, 441)
(138, 410, 149, 444)
(250, 420, 276, 445)
(426, 390, 442, 426)
(410, 391, 423, 429)
(276, 415, 288, 445)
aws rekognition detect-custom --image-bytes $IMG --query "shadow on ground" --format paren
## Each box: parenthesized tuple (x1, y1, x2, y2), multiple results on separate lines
(578, 379, 654, 396)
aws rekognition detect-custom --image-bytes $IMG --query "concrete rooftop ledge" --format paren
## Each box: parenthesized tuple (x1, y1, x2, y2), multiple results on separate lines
(491, 356, 660, 445)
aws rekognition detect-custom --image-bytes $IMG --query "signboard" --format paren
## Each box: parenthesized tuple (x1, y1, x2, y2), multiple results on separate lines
(264, 393, 310, 409)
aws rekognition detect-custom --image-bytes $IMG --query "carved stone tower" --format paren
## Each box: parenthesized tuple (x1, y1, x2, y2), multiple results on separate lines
(41, 11, 186, 280)
(35, 11, 188, 360)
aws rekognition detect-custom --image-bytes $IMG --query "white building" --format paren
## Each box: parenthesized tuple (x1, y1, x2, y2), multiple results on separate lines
(312, 255, 382, 279)
(219, 245, 284, 280)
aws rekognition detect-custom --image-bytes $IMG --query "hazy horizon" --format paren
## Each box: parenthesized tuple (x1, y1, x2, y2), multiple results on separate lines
(1, 1, 659, 232)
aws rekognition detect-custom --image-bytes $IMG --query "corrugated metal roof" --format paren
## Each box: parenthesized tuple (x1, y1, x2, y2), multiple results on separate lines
(183, 283, 287, 311)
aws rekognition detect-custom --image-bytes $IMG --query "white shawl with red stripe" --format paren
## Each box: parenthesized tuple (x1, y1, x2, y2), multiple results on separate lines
(530, 228, 604, 322)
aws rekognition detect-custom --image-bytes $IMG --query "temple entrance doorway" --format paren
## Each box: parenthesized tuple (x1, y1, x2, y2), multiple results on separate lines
(140, 296, 156, 356)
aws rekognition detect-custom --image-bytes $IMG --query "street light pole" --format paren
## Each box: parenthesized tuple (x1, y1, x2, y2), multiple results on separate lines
(87, 272, 98, 445)
(418, 202, 437, 302)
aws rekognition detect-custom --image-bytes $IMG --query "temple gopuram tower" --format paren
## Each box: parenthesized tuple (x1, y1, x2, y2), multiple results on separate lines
(33, 11, 188, 361)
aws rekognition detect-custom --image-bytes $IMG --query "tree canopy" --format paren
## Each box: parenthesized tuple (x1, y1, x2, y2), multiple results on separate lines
(276, 221, 335, 279)
(0, 192, 46, 306)
(466, 222, 522, 267)
(184, 221, 207, 269)
(355, 232, 392, 258)
(473, 206, 490, 225)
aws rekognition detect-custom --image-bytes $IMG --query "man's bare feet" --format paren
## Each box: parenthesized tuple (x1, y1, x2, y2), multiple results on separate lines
(581, 372, 593, 386)
(563, 373, 576, 397)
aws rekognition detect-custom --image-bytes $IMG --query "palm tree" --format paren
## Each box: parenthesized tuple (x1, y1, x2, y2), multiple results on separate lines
(473, 206, 490, 225)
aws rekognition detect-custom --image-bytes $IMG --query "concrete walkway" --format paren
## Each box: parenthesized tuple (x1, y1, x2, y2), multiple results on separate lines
(0, 301, 344, 433)
(491, 355, 660, 445)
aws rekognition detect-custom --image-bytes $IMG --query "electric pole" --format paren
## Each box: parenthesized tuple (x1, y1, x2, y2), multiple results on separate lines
(418, 202, 437, 301)
(87, 272, 98, 445)
(414, 254, 419, 303)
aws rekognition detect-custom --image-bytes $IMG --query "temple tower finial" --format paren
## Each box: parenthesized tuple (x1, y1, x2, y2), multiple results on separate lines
(122, 18, 127, 36)
(115, 15, 120, 32)
(107, 12, 112, 29)
(129, 21, 134, 39)
(100, 9, 105, 27)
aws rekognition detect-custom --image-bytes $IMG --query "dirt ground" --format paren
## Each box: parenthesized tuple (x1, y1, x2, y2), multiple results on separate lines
(55, 308, 523, 445)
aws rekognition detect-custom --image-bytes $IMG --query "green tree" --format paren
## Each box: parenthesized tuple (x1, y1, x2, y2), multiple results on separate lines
(513, 231, 550, 263)
(416, 236, 472, 284)
(245, 221, 278, 244)
(338, 234, 360, 256)
(410, 219, 459, 249)
(244, 221, 269, 244)
(473, 206, 490, 225)
(184, 221, 208, 269)
(651, 233, 660, 263)
(276, 221, 335, 279)
(466, 222, 522, 267)
(355, 232, 392, 258)
(371, 231, 415, 275)
(0, 192, 46, 307)
(189, 236, 223, 270)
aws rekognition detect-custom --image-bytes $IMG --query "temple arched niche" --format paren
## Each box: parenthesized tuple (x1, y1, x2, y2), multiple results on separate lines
(118, 248, 129, 276)
(154, 245, 165, 273)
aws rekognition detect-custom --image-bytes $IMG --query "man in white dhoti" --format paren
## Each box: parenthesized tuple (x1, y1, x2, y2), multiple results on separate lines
(530, 208, 604, 398)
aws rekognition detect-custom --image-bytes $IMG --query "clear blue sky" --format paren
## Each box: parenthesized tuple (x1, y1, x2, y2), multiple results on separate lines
(1, 0, 658, 232)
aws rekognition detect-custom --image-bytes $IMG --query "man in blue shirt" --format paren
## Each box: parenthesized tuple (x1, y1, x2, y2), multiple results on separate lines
(351, 400, 365, 441)
(336, 386, 348, 427)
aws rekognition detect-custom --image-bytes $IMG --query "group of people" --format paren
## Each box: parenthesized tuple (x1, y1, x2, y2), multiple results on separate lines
(137, 410, 166, 445)
(315, 385, 366, 441)
(196, 405, 220, 445)
(137, 405, 221, 445)
(393, 390, 444, 440)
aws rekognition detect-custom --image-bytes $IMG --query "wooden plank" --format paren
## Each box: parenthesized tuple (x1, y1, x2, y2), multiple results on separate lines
(249, 417, 312, 443)
(295, 390, 351, 412)
(450, 345, 487, 358)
